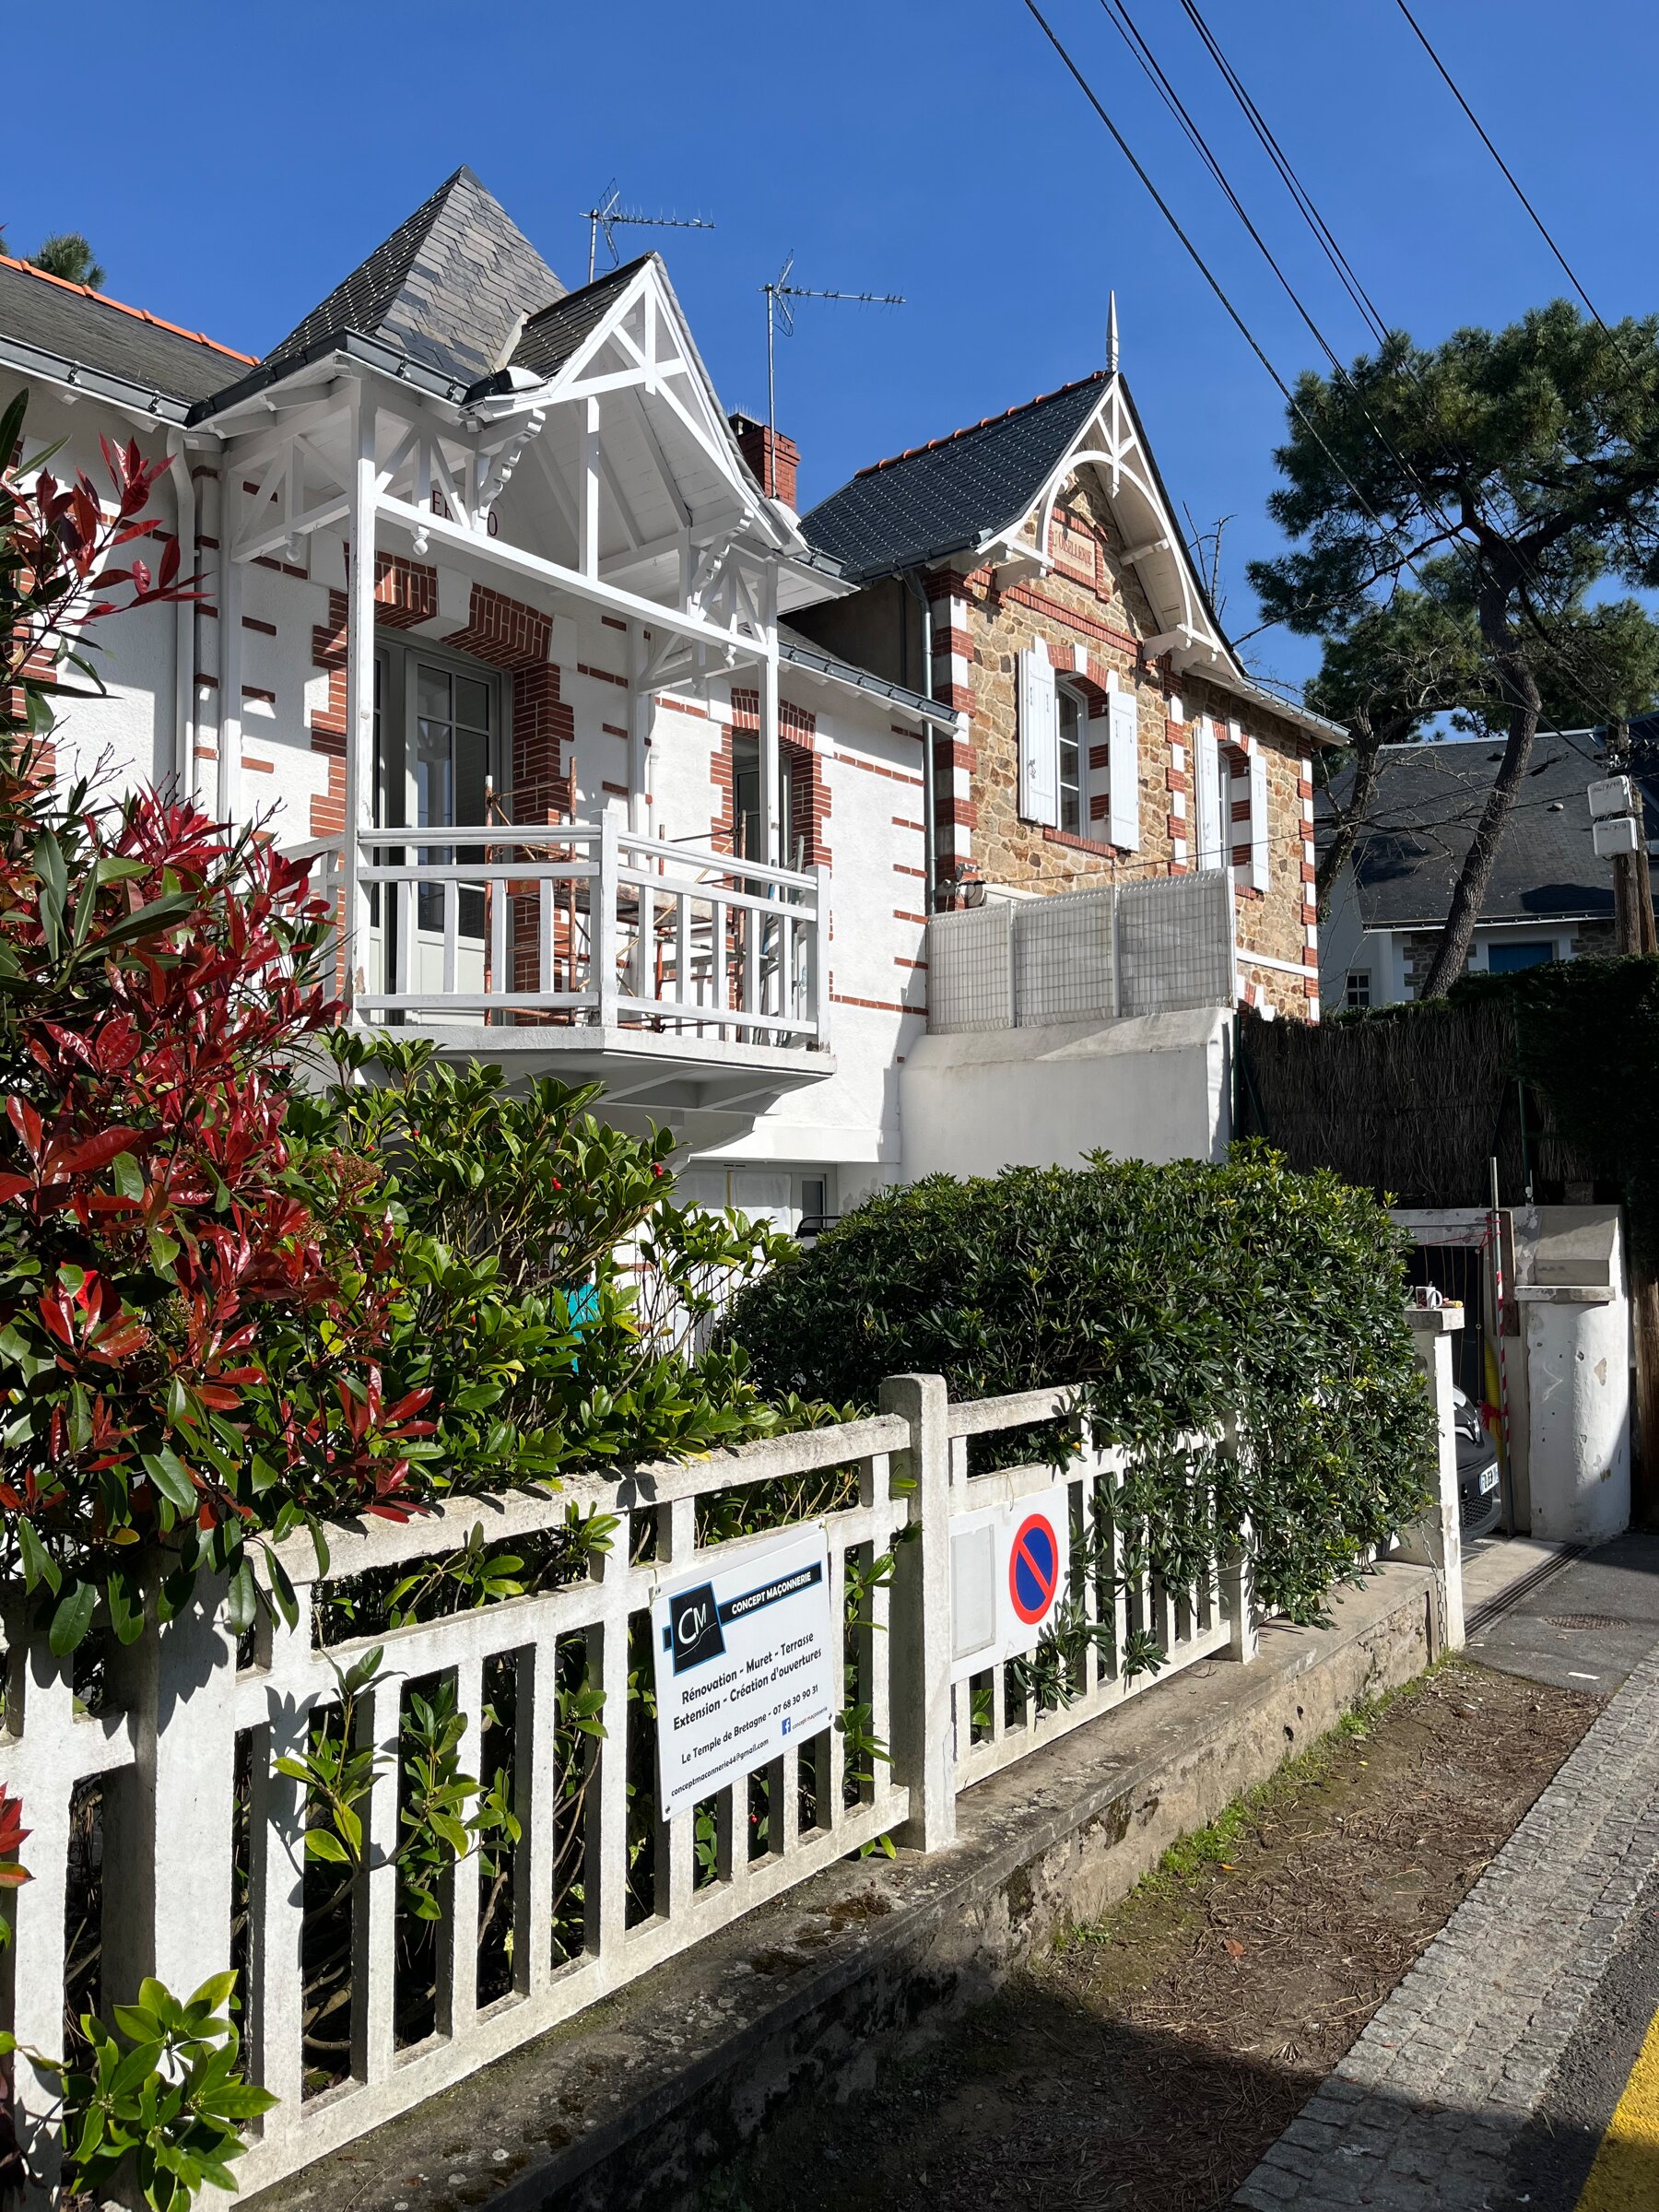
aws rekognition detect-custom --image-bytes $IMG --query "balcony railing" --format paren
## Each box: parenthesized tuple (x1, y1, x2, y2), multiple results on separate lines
(288, 818, 828, 1049)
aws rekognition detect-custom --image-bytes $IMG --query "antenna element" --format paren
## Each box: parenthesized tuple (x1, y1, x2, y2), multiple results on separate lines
(580, 180, 716, 285)
(760, 252, 905, 435)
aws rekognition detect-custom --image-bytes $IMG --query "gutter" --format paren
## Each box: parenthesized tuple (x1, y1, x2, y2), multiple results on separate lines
(777, 636, 956, 730)
(0, 332, 192, 426)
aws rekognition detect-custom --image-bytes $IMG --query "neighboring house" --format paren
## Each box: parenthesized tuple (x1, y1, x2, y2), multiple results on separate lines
(791, 363, 1341, 1019)
(0, 167, 1335, 1200)
(1317, 732, 1659, 1009)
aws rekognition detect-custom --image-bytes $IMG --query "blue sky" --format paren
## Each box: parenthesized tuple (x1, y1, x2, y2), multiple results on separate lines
(9, 0, 1653, 698)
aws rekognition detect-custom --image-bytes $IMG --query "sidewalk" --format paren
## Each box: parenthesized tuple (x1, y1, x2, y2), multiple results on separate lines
(1235, 1555, 1659, 2211)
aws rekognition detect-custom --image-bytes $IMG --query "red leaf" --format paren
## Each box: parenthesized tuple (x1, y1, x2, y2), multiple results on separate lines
(61, 1126, 143, 1175)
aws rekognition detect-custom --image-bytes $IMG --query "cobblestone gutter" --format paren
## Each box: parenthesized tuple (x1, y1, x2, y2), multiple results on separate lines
(250, 1564, 1437, 2212)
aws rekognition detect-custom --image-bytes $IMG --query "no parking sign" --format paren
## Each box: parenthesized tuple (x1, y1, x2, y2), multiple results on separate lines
(948, 1483, 1071, 1677)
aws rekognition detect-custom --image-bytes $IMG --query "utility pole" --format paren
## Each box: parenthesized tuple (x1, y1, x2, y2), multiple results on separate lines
(1602, 721, 1658, 956)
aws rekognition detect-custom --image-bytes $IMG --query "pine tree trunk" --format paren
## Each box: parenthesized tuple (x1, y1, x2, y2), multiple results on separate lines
(1315, 712, 1383, 922)
(1418, 587, 1540, 1000)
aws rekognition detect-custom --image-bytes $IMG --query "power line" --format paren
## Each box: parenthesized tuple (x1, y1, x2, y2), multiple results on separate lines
(1148, 0, 1642, 735)
(1392, 0, 1609, 333)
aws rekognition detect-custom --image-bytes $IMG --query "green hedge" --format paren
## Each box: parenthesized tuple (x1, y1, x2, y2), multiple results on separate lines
(724, 1146, 1435, 1624)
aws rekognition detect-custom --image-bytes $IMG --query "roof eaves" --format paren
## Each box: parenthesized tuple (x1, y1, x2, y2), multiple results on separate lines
(0, 331, 191, 425)
(188, 327, 476, 425)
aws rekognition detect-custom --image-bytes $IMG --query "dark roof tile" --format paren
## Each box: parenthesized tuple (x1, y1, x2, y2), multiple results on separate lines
(0, 254, 253, 405)
(1324, 734, 1659, 927)
(799, 372, 1107, 582)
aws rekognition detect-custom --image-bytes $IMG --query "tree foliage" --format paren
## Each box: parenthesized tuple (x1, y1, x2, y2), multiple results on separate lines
(724, 1147, 1435, 1624)
(1253, 304, 1659, 991)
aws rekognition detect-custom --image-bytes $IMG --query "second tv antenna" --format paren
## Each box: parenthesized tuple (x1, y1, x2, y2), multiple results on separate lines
(761, 253, 905, 435)
(580, 180, 715, 284)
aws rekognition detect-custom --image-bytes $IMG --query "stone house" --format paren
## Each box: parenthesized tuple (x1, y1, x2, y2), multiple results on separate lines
(790, 358, 1341, 1019)
(1317, 732, 1659, 1008)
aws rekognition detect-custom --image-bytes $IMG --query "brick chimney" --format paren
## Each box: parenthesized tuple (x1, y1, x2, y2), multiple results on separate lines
(729, 411, 799, 509)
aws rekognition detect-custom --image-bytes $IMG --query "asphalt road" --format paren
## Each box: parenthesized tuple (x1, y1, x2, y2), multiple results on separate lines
(1466, 1532, 1659, 1700)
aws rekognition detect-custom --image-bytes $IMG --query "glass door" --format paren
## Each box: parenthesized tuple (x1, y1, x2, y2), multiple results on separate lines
(405, 657, 499, 1007)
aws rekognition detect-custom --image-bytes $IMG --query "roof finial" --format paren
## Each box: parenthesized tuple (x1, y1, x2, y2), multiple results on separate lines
(1107, 289, 1120, 375)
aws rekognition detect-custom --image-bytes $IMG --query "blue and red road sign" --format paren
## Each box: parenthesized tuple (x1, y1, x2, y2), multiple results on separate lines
(1008, 1511, 1062, 1627)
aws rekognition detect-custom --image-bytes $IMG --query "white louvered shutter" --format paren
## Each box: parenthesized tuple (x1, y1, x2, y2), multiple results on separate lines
(1249, 747, 1270, 892)
(1194, 715, 1223, 872)
(1107, 688, 1140, 849)
(1018, 643, 1059, 825)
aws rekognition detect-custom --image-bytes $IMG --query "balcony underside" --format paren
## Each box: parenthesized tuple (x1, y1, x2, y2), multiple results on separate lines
(353, 1014, 834, 1135)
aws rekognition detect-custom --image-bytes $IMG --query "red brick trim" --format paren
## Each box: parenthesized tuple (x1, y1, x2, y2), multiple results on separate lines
(831, 992, 918, 1014)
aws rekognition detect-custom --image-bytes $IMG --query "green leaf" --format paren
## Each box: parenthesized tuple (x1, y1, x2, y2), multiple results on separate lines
(112, 1149, 145, 1202)
(224, 1561, 256, 1637)
(48, 1578, 98, 1656)
(186, 1970, 238, 2017)
(141, 1448, 197, 1512)
(304, 1830, 350, 1865)
(17, 1515, 60, 1595)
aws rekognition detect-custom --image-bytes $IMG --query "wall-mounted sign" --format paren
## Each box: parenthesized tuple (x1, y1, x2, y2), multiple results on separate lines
(948, 1481, 1072, 1680)
(651, 1526, 836, 1822)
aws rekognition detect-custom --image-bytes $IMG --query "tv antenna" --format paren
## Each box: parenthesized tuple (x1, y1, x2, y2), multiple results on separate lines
(580, 180, 715, 285)
(761, 253, 905, 434)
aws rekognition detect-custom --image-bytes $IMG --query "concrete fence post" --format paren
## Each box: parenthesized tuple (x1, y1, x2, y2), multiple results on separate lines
(101, 1569, 239, 2009)
(1403, 1304, 1466, 1654)
(880, 1372, 957, 1853)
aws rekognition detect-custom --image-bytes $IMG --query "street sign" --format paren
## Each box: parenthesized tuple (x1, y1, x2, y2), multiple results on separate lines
(948, 1481, 1073, 1678)
(1008, 1509, 1063, 1627)
(651, 1527, 836, 1822)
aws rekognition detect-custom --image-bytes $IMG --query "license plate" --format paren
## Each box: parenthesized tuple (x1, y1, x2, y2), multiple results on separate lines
(1479, 1466, 1499, 1496)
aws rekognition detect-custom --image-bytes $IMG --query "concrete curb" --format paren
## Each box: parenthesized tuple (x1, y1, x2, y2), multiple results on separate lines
(250, 1563, 1438, 2212)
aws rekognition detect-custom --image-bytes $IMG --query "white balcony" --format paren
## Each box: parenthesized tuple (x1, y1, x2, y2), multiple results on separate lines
(288, 819, 833, 1126)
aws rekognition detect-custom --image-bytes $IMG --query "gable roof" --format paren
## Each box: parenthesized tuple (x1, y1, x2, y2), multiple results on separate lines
(0, 253, 254, 414)
(506, 256, 648, 380)
(799, 372, 1108, 582)
(264, 166, 565, 387)
(1322, 734, 1659, 929)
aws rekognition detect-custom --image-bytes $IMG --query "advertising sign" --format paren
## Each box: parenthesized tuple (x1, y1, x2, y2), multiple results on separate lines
(651, 1526, 836, 1822)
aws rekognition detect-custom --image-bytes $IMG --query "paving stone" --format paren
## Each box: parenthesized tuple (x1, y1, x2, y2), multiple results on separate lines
(1232, 1638, 1659, 2207)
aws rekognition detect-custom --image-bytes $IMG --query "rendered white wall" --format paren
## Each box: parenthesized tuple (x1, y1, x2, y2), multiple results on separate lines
(900, 1006, 1232, 1180)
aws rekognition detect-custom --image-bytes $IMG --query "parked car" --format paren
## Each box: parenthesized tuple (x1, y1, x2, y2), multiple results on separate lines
(1453, 1386, 1502, 1539)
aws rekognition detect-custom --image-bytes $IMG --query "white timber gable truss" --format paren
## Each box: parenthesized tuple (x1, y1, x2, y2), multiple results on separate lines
(990, 372, 1234, 686)
(204, 259, 832, 1017)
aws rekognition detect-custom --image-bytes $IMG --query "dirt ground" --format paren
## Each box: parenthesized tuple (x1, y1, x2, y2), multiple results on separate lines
(700, 1660, 1597, 2212)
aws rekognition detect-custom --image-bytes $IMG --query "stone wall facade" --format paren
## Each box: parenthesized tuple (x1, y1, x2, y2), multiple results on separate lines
(933, 465, 1320, 1018)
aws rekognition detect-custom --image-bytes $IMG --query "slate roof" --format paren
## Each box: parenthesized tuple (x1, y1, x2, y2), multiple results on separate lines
(264, 166, 565, 387)
(506, 256, 647, 380)
(799, 372, 1109, 582)
(0, 253, 255, 408)
(1322, 734, 1659, 928)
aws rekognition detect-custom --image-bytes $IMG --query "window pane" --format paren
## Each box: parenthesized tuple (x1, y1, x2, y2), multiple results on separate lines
(417, 665, 450, 723)
(1487, 941, 1553, 973)
(1057, 690, 1081, 835)
(454, 676, 490, 734)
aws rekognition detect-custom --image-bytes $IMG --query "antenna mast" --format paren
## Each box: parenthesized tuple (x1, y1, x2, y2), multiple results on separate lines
(761, 253, 905, 435)
(580, 180, 716, 285)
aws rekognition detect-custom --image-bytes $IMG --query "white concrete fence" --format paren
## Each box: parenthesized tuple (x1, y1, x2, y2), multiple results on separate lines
(1, 1340, 1464, 2205)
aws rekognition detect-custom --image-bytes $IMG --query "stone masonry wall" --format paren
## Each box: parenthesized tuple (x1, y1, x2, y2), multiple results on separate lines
(948, 465, 1318, 1018)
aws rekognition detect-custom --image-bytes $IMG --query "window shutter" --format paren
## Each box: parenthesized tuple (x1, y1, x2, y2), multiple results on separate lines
(1107, 688, 1140, 849)
(1018, 642, 1058, 826)
(1249, 747, 1270, 893)
(1194, 715, 1223, 872)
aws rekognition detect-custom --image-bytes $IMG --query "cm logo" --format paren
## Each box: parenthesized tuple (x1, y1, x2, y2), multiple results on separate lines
(666, 1582, 726, 1673)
